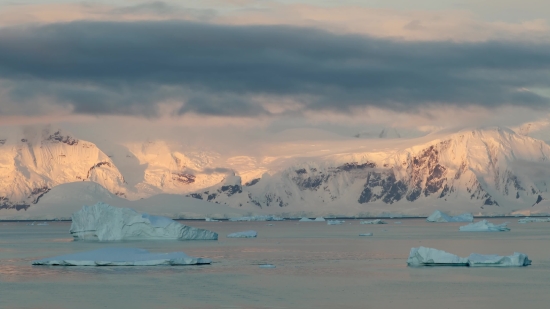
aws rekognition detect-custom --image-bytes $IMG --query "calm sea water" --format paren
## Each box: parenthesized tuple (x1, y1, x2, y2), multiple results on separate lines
(1, 219, 550, 309)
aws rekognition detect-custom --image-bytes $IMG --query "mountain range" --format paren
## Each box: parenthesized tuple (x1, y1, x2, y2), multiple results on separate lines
(2, 125, 550, 218)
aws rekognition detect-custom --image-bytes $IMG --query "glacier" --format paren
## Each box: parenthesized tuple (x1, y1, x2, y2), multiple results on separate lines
(459, 220, 510, 232)
(70, 202, 218, 241)
(408, 247, 531, 267)
(227, 230, 257, 238)
(32, 248, 212, 266)
(426, 210, 474, 222)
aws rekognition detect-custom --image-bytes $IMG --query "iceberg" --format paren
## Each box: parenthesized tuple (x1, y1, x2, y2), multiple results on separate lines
(407, 247, 469, 266)
(227, 230, 257, 238)
(259, 264, 276, 268)
(32, 248, 212, 266)
(467, 253, 532, 267)
(228, 215, 284, 221)
(314, 217, 326, 222)
(359, 233, 373, 236)
(70, 203, 218, 241)
(327, 220, 345, 225)
(426, 210, 474, 222)
(518, 217, 550, 223)
(407, 247, 531, 267)
(205, 218, 220, 222)
(459, 220, 510, 232)
(360, 219, 387, 224)
(299, 217, 314, 222)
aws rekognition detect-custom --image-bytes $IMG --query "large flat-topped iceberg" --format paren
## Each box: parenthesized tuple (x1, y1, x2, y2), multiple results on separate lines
(227, 230, 257, 238)
(70, 203, 218, 241)
(32, 248, 212, 266)
(407, 247, 469, 266)
(408, 247, 531, 267)
(468, 253, 531, 267)
(518, 217, 550, 223)
(459, 220, 510, 232)
(426, 210, 474, 222)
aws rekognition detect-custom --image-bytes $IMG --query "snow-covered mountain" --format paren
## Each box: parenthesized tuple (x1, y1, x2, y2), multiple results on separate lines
(3, 125, 550, 217)
(0, 128, 127, 210)
(187, 127, 550, 216)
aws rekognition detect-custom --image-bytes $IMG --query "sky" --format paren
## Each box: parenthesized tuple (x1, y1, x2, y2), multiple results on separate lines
(0, 0, 549, 144)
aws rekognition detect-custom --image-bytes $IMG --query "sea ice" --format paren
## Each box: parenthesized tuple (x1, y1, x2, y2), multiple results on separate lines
(259, 264, 276, 268)
(467, 253, 532, 267)
(407, 246, 531, 267)
(359, 233, 373, 236)
(518, 217, 550, 223)
(205, 218, 220, 222)
(360, 219, 387, 224)
(426, 210, 474, 223)
(32, 248, 212, 266)
(70, 203, 218, 241)
(327, 220, 345, 225)
(459, 220, 510, 232)
(227, 230, 257, 238)
(407, 246, 469, 266)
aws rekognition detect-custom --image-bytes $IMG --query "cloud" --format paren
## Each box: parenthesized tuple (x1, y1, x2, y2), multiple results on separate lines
(0, 20, 549, 118)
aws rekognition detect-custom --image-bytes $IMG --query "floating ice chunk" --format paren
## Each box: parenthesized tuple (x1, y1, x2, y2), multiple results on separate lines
(468, 253, 532, 267)
(259, 264, 276, 268)
(299, 217, 314, 222)
(70, 203, 218, 241)
(407, 247, 531, 267)
(394, 221, 402, 224)
(426, 210, 474, 222)
(459, 220, 510, 232)
(227, 230, 257, 238)
(36, 222, 49, 226)
(359, 233, 373, 236)
(314, 217, 326, 222)
(32, 248, 212, 266)
(360, 219, 387, 224)
(407, 246, 469, 266)
(327, 220, 345, 225)
(228, 215, 284, 222)
(205, 218, 220, 222)
(518, 217, 550, 223)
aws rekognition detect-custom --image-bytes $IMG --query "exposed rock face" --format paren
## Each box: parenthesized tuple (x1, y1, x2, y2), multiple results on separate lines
(32, 248, 212, 266)
(70, 203, 218, 241)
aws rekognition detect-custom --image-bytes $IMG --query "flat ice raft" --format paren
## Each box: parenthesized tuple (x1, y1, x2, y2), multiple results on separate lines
(407, 247, 531, 267)
(70, 203, 218, 241)
(32, 248, 212, 266)
(227, 230, 257, 238)
(459, 220, 510, 232)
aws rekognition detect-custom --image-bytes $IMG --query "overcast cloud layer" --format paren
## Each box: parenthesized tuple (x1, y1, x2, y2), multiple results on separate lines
(0, 21, 549, 117)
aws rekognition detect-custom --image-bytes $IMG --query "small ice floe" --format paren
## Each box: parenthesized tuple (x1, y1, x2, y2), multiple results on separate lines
(314, 217, 326, 222)
(259, 264, 276, 268)
(267, 224, 273, 226)
(394, 221, 402, 224)
(32, 248, 212, 266)
(518, 217, 550, 223)
(360, 219, 387, 225)
(359, 233, 373, 236)
(459, 220, 510, 232)
(407, 247, 531, 267)
(205, 218, 220, 222)
(37, 222, 49, 226)
(227, 230, 257, 238)
(327, 220, 345, 225)
(426, 210, 474, 223)
(228, 215, 284, 222)
(299, 217, 314, 222)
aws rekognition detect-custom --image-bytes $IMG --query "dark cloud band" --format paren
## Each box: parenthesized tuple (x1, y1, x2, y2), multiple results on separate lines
(0, 21, 549, 116)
